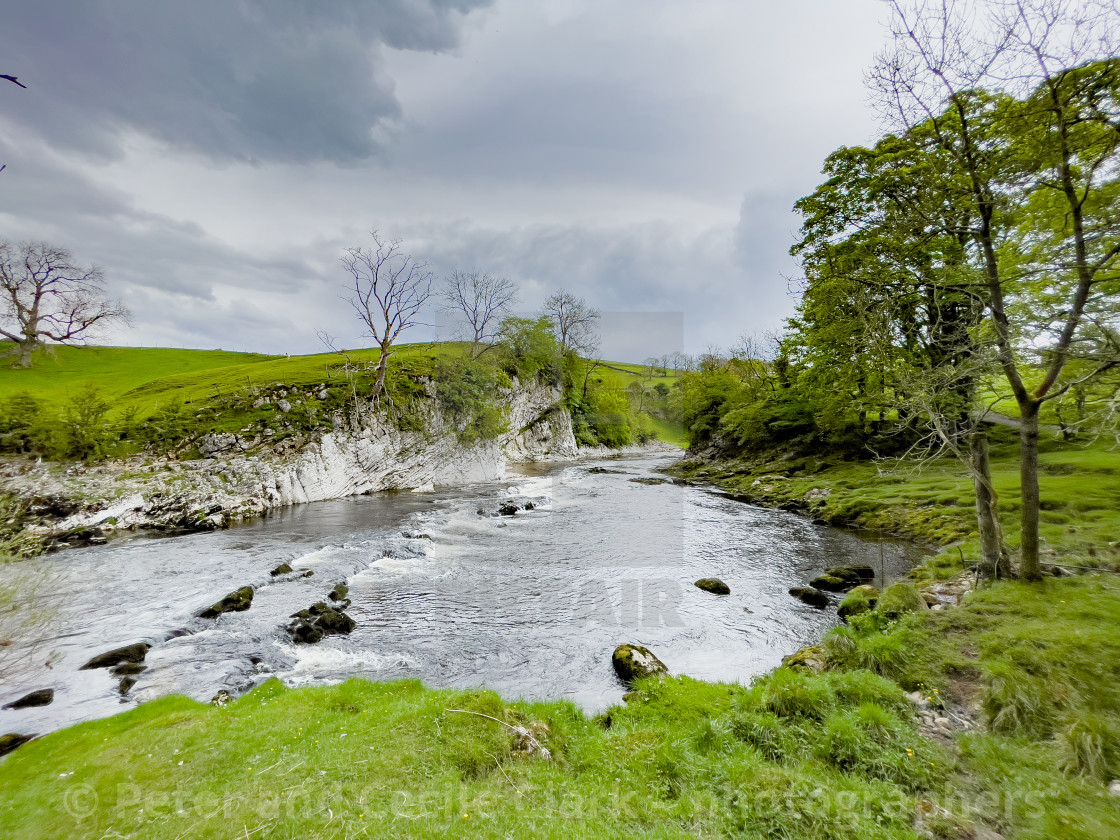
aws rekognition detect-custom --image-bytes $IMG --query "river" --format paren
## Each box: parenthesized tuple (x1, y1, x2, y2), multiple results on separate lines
(0, 452, 926, 736)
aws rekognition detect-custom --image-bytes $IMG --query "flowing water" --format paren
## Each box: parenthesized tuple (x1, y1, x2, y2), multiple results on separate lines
(0, 453, 927, 736)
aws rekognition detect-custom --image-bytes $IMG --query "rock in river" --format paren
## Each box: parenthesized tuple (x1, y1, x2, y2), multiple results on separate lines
(694, 578, 731, 595)
(287, 602, 356, 644)
(810, 565, 875, 592)
(2, 689, 54, 709)
(612, 644, 670, 684)
(198, 586, 254, 618)
(788, 587, 830, 609)
(270, 563, 294, 576)
(80, 643, 150, 670)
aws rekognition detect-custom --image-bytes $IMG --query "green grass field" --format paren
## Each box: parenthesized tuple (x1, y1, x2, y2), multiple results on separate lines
(0, 345, 687, 448)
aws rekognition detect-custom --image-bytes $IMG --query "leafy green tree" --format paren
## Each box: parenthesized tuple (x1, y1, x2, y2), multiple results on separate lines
(874, 0, 1120, 580)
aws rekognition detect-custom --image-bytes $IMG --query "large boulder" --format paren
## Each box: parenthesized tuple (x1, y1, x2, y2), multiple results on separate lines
(876, 582, 928, 619)
(789, 587, 830, 609)
(611, 644, 669, 684)
(694, 578, 731, 595)
(80, 643, 150, 670)
(838, 585, 880, 620)
(198, 586, 254, 618)
(286, 602, 356, 644)
(2, 689, 54, 710)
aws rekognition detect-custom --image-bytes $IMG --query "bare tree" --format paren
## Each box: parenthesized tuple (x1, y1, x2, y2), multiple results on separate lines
(0, 241, 131, 368)
(439, 271, 518, 357)
(541, 289, 600, 357)
(340, 231, 433, 400)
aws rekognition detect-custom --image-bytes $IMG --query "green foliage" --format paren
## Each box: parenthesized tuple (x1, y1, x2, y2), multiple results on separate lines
(433, 358, 509, 445)
(496, 317, 562, 384)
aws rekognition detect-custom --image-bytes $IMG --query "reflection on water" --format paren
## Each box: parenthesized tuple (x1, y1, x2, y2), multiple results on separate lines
(0, 453, 927, 735)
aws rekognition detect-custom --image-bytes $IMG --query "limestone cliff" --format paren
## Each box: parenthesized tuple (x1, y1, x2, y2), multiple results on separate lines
(6, 377, 580, 541)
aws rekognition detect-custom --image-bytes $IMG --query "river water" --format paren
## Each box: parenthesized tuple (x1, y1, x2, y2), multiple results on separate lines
(0, 453, 926, 736)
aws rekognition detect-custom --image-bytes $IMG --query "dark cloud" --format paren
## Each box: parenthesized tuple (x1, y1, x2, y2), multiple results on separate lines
(1, 0, 887, 358)
(3, 1, 493, 163)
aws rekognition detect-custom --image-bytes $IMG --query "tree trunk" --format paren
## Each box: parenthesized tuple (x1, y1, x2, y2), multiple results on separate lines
(15, 339, 35, 368)
(1019, 401, 1042, 581)
(970, 428, 1008, 579)
(371, 345, 391, 399)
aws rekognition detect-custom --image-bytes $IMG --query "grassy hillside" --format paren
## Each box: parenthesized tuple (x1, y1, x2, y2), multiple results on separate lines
(0, 345, 686, 457)
(0, 346, 278, 410)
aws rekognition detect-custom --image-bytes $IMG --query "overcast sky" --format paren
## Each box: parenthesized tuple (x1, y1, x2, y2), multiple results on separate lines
(1, 0, 887, 360)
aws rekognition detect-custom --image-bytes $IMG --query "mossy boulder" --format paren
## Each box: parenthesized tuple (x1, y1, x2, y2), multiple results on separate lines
(270, 563, 293, 576)
(781, 645, 829, 673)
(80, 643, 150, 670)
(2, 689, 54, 710)
(875, 582, 928, 619)
(694, 578, 731, 595)
(789, 587, 830, 609)
(328, 583, 350, 603)
(838, 585, 880, 620)
(611, 644, 669, 684)
(811, 565, 875, 592)
(0, 733, 35, 757)
(198, 586, 254, 618)
(287, 602, 356, 644)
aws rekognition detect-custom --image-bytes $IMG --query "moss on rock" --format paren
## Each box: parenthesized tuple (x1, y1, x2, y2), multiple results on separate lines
(198, 586, 254, 618)
(611, 644, 669, 684)
(838, 585, 879, 620)
(875, 582, 927, 619)
(694, 578, 731, 595)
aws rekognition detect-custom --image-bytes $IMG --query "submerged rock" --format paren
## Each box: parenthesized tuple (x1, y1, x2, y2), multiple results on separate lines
(118, 676, 137, 695)
(694, 578, 731, 595)
(110, 663, 147, 677)
(611, 644, 670, 684)
(287, 602, 356, 644)
(81, 643, 150, 670)
(198, 586, 254, 618)
(629, 477, 669, 485)
(788, 587, 830, 609)
(838, 585, 880, 620)
(876, 582, 928, 619)
(270, 563, 294, 576)
(2, 689, 54, 709)
(0, 733, 36, 757)
(498, 502, 520, 516)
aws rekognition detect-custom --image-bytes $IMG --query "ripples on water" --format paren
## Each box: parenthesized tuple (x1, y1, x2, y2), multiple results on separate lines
(0, 453, 927, 735)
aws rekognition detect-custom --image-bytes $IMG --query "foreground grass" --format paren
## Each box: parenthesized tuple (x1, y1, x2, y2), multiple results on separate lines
(3, 575, 1119, 838)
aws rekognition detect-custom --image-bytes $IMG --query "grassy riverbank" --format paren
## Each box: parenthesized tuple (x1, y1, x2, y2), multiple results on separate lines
(4, 439, 1120, 837)
(2, 575, 1119, 839)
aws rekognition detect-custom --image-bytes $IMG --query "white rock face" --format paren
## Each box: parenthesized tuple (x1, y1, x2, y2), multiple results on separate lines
(39, 377, 581, 535)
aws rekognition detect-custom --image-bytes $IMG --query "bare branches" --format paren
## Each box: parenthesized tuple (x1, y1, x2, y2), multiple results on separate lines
(540, 290, 600, 357)
(339, 231, 433, 399)
(0, 240, 131, 368)
(439, 271, 518, 357)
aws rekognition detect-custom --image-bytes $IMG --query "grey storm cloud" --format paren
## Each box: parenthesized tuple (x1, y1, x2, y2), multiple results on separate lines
(0, 0, 887, 358)
(3, 0, 493, 163)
